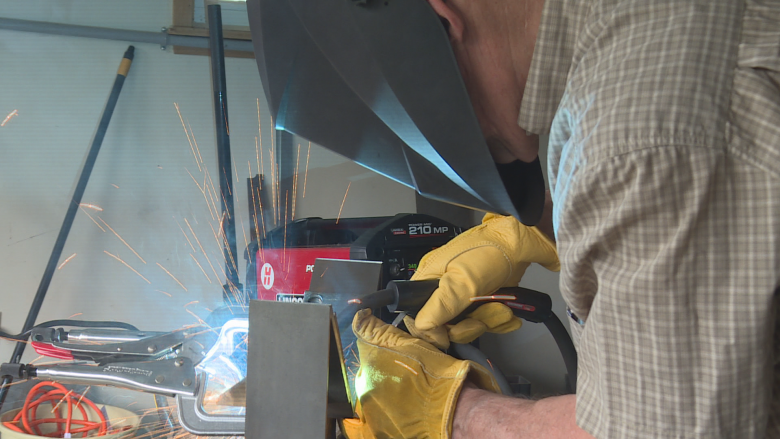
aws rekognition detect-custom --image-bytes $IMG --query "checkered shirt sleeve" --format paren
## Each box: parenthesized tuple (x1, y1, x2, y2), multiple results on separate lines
(526, 0, 780, 437)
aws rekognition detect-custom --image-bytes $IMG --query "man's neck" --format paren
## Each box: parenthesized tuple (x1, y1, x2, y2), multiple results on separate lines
(509, 0, 545, 96)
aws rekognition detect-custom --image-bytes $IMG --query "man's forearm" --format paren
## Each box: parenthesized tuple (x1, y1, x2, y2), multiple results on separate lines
(452, 383, 594, 438)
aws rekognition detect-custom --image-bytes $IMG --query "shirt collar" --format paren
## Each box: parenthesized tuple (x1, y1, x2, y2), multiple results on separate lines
(518, 0, 589, 135)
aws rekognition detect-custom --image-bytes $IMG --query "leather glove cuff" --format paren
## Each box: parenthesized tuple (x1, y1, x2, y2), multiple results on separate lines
(345, 310, 501, 438)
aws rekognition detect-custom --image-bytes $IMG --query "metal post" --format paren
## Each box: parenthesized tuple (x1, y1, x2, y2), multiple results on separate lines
(207, 5, 243, 305)
(0, 46, 135, 410)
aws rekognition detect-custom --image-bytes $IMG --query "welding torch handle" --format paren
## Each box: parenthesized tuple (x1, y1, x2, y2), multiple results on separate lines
(385, 279, 577, 392)
(384, 280, 554, 324)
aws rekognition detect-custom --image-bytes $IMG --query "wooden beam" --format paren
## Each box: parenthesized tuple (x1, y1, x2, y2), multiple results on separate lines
(170, 0, 253, 57)
(167, 26, 252, 41)
(172, 0, 195, 28)
(172, 46, 255, 59)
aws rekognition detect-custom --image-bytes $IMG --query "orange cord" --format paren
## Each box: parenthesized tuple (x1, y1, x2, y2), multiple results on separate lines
(2, 381, 110, 438)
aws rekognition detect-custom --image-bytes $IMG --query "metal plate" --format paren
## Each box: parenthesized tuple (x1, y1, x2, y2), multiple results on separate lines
(246, 300, 351, 438)
(304, 259, 383, 400)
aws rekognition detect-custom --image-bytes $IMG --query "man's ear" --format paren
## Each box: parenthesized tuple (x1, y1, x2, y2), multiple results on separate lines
(427, 0, 464, 42)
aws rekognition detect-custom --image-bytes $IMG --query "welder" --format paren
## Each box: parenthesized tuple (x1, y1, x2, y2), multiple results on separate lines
(248, 0, 780, 437)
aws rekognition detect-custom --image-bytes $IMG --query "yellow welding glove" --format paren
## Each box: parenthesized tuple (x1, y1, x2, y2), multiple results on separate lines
(341, 309, 501, 439)
(408, 213, 559, 349)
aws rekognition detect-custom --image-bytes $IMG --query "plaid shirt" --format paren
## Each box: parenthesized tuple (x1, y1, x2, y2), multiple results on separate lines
(520, 0, 780, 437)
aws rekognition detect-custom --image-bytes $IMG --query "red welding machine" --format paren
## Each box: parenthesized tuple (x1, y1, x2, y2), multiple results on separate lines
(246, 214, 462, 302)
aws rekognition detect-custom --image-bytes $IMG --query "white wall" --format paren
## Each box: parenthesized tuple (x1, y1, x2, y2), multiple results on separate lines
(0, 0, 414, 381)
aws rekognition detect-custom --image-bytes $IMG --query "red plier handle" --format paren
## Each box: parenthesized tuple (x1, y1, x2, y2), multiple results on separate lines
(31, 341, 74, 360)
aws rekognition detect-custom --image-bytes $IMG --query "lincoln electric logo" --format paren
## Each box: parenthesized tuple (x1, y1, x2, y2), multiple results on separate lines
(261, 263, 275, 290)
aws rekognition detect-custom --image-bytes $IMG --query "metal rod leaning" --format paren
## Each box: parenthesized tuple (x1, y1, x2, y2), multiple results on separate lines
(207, 5, 243, 305)
(0, 46, 135, 410)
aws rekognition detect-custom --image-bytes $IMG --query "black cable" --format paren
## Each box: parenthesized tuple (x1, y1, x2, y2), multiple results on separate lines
(0, 320, 140, 343)
(34, 319, 139, 331)
(451, 343, 514, 396)
(543, 314, 578, 393)
(0, 330, 28, 342)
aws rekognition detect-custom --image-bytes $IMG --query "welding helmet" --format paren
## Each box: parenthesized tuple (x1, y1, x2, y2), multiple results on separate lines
(246, 0, 545, 225)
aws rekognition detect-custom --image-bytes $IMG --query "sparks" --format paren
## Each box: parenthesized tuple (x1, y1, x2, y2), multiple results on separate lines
(209, 221, 238, 275)
(99, 217, 146, 264)
(75, 387, 91, 408)
(229, 169, 251, 265)
(255, 137, 262, 189)
(336, 182, 352, 224)
(184, 328, 214, 339)
(1, 109, 18, 127)
(0, 379, 34, 389)
(204, 168, 222, 220)
(249, 161, 266, 241)
(293, 143, 301, 221)
(79, 203, 104, 212)
(111, 184, 119, 189)
(50, 389, 74, 414)
(347, 298, 362, 305)
(104, 250, 150, 283)
(394, 360, 418, 376)
(0, 335, 28, 344)
(269, 148, 277, 224)
(174, 103, 201, 172)
(350, 347, 359, 366)
(57, 253, 77, 270)
(176, 218, 197, 253)
(67, 312, 83, 319)
(248, 162, 260, 232)
(202, 174, 218, 221)
(223, 165, 232, 196)
(185, 168, 205, 194)
(185, 310, 218, 335)
(260, 139, 265, 187)
(156, 262, 188, 291)
(277, 147, 282, 225)
(185, 218, 220, 282)
(218, 172, 233, 212)
(222, 101, 230, 135)
(232, 153, 241, 190)
(79, 207, 106, 232)
(156, 290, 172, 297)
(187, 119, 205, 165)
(184, 301, 199, 308)
(283, 190, 289, 268)
(190, 254, 212, 283)
(320, 267, 329, 278)
(238, 207, 250, 264)
(257, 99, 263, 179)
(303, 142, 311, 198)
